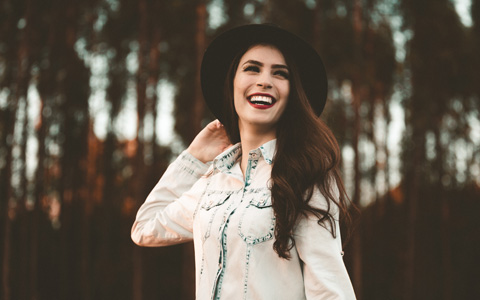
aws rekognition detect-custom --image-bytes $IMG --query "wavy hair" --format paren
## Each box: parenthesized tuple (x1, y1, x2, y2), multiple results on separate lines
(222, 43, 351, 259)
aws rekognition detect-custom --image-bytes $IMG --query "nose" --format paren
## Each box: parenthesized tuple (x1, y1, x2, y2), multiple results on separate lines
(256, 74, 273, 89)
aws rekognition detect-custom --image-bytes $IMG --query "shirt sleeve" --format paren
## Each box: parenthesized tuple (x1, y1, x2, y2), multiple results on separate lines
(294, 187, 356, 300)
(131, 150, 210, 247)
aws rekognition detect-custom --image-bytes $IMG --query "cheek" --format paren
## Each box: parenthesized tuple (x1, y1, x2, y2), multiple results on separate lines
(233, 76, 242, 97)
(232, 83, 245, 115)
(232, 83, 241, 107)
(233, 76, 251, 103)
(279, 84, 290, 111)
(282, 83, 290, 98)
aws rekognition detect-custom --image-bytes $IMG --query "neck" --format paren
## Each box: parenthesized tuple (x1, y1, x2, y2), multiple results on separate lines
(238, 123, 276, 178)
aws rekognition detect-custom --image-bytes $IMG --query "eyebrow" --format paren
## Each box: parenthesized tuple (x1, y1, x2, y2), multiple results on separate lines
(242, 60, 289, 70)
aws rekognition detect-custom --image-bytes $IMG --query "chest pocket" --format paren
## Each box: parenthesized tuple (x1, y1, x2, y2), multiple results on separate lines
(197, 191, 232, 241)
(238, 190, 275, 245)
(201, 192, 231, 210)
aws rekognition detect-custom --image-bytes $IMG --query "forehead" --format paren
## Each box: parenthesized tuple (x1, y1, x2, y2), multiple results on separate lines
(238, 44, 287, 64)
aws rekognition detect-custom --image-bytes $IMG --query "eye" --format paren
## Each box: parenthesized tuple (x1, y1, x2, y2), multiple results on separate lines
(243, 65, 260, 73)
(274, 70, 289, 79)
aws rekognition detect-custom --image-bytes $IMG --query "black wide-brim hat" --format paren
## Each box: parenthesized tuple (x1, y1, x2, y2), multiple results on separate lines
(201, 23, 328, 125)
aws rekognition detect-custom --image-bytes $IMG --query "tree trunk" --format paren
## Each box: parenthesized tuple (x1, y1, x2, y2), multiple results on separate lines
(351, 0, 363, 298)
(351, 83, 363, 300)
(403, 124, 424, 300)
(434, 126, 452, 300)
(132, 0, 148, 298)
(1, 98, 18, 300)
(192, 0, 206, 134)
(182, 3, 206, 299)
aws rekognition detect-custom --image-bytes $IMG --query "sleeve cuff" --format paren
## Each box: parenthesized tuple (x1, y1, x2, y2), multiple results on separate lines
(175, 150, 210, 177)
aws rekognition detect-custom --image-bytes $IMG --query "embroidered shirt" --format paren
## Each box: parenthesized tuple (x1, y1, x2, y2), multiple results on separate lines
(131, 139, 356, 299)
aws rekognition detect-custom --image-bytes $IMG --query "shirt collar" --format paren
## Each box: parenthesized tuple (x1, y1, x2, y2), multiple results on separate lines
(258, 139, 276, 165)
(212, 139, 276, 174)
(212, 143, 242, 173)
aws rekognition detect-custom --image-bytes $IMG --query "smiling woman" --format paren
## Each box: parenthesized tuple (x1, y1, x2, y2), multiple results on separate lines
(233, 44, 290, 144)
(131, 24, 356, 300)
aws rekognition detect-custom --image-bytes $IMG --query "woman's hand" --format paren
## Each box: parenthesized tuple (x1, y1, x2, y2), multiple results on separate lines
(187, 120, 233, 163)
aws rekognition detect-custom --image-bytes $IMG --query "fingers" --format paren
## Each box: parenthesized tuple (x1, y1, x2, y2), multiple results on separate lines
(214, 119, 223, 129)
(206, 119, 222, 131)
(207, 120, 227, 135)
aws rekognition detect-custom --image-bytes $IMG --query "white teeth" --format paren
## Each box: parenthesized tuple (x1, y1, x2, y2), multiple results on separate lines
(250, 95, 273, 104)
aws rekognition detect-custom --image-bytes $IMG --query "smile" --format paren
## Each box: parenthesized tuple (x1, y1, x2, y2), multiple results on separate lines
(247, 94, 276, 109)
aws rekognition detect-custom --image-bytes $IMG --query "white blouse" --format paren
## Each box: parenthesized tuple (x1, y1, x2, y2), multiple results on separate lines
(131, 139, 356, 300)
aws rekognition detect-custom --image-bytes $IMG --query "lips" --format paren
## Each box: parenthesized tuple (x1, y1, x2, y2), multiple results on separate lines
(247, 93, 276, 109)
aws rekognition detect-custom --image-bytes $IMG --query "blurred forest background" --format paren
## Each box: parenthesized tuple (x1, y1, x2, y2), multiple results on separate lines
(1, 0, 479, 299)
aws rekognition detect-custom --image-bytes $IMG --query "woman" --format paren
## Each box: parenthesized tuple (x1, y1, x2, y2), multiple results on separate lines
(132, 24, 356, 299)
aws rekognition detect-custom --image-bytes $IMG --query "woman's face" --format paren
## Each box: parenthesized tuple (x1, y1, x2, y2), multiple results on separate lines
(233, 44, 290, 135)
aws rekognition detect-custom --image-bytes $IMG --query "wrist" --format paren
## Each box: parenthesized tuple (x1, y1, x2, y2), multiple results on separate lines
(186, 145, 207, 163)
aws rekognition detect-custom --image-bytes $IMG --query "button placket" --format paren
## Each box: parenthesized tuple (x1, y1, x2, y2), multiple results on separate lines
(212, 193, 241, 299)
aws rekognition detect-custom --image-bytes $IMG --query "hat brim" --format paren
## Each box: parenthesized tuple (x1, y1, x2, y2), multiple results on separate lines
(201, 24, 327, 125)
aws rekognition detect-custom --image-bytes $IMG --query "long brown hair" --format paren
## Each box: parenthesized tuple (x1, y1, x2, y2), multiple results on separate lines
(222, 43, 351, 259)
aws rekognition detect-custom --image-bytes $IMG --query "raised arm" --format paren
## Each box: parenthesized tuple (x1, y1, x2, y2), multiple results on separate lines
(131, 120, 232, 246)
